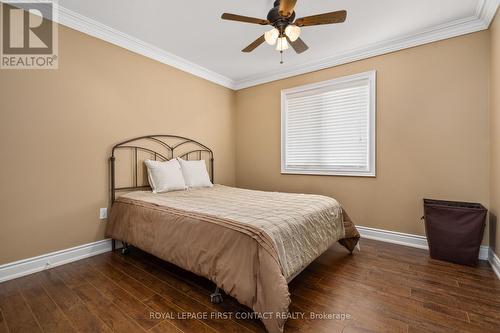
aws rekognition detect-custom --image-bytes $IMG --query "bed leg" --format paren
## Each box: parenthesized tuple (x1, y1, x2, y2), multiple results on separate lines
(111, 239, 116, 252)
(210, 287, 223, 304)
(121, 242, 130, 255)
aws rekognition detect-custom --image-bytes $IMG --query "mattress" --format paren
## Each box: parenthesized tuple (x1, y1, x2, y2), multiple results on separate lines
(106, 185, 360, 333)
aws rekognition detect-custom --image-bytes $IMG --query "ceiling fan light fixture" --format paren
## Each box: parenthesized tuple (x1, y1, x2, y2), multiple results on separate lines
(285, 24, 301, 42)
(264, 28, 280, 45)
(276, 37, 289, 51)
(221, 1, 347, 57)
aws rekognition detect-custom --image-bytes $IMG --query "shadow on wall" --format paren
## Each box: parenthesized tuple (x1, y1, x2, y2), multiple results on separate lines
(489, 213, 497, 252)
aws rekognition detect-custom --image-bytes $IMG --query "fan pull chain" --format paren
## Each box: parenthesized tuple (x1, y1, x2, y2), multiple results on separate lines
(280, 50, 284, 64)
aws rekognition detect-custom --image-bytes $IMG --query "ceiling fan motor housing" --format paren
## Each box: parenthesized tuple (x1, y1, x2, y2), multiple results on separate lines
(268, 2, 295, 32)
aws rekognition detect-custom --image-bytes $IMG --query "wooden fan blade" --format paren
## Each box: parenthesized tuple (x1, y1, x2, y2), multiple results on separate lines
(242, 35, 266, 53)
(221, 13, 269, 25)
(286, 36, 309, 54)
(279, 0, 297, 17)
(295, 10, 347, 27)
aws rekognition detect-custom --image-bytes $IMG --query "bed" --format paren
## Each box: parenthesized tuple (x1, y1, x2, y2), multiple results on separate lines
(105, 135, 360, 333)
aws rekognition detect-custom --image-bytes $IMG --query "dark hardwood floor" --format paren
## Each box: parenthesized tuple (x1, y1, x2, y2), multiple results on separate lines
(0, 239, 499, 333)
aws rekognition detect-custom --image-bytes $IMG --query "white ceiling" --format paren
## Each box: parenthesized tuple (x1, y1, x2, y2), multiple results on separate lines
(57, 0, 497, 89)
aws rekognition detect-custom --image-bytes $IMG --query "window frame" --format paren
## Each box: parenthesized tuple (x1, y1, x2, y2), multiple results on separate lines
(281, 70, 377, 177)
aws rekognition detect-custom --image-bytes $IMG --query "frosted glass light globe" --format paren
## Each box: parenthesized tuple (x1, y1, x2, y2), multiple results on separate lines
(285, 25, 301, 42)
(276, 37, 289, 51)
(264, 28, 280, 45)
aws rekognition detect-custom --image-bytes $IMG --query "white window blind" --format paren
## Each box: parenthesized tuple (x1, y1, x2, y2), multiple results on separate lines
(281, 71, 376, 176)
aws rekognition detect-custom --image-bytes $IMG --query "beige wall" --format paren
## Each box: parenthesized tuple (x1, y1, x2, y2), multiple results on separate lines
(235, 32, 490, 239)
(491, 12, 500, 256)
(0, 25, 236, 264)
(0, 19, 495, 265)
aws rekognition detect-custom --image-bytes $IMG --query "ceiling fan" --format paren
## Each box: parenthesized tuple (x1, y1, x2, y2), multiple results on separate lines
(221, 0, 347, 63)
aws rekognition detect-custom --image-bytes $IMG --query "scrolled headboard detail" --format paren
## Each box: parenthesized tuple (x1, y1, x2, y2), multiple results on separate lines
(110, 135, 214, 202)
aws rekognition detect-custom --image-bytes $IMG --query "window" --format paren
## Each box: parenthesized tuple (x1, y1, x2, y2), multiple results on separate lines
(281, 71, 376, 177)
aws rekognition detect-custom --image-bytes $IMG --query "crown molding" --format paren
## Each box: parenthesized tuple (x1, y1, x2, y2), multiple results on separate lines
(234, 0, 499, 89)
(25, 0, 499, 90)
(30, 1, 236, 89)
(476, 0, 500, 23)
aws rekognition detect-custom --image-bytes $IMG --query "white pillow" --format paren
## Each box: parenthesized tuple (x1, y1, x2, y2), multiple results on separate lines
(177, 158, 213, 188)
(144, 159, 187, 193)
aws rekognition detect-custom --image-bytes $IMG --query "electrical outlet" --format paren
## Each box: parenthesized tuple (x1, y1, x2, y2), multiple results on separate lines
(99, 208, 108, 219)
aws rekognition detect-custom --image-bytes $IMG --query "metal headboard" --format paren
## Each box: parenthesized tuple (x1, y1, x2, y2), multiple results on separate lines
(110, 135, 214, 202)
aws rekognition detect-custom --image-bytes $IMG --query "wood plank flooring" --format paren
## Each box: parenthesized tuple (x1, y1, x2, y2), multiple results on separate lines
(0, 239, 498, 333)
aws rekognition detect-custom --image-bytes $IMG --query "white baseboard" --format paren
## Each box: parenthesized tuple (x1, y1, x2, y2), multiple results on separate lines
(357, 225, 490, 261)
(0, 239, 114, 283)
(489, 249, 500, 279)
(479, 246, 490, 261)
(0, 228, 497, 283)
(357, 226, 429, 249)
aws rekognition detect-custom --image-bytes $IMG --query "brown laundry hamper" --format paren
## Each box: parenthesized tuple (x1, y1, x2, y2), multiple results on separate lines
(423, 199, 487, 266)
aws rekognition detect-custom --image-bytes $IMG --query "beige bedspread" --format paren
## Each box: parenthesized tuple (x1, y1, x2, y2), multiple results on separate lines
(106, 185, 360, 333)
